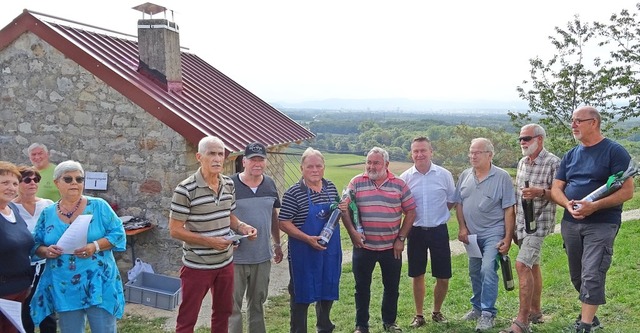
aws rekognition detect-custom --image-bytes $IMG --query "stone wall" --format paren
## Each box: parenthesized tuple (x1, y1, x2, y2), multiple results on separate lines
(0, 32, 248, 276)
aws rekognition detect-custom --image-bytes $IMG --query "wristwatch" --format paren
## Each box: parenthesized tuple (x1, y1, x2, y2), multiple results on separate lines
(397, 235, 406, 242)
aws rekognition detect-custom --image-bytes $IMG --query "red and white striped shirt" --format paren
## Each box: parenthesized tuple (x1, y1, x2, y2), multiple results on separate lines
(348, 170, 416, 251)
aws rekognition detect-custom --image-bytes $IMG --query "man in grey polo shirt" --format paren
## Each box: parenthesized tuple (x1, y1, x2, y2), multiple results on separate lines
(455, 138, 516, 332)
(229, 142, 283, 333)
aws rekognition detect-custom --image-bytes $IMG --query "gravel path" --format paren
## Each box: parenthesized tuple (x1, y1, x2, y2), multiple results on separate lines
(124, 209, 640, 330)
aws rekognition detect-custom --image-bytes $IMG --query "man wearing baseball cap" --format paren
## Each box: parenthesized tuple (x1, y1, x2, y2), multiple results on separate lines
(229, 142, 283, 333)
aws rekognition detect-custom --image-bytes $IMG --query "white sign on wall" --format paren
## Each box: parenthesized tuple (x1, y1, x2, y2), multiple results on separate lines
(85, 171, 108, 190)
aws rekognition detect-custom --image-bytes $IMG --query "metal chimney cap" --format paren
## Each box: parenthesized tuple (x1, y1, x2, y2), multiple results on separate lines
(132, 2, 167, 16)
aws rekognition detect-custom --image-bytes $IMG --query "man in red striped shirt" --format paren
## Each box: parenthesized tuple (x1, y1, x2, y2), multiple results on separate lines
(341, 147, 416, 333)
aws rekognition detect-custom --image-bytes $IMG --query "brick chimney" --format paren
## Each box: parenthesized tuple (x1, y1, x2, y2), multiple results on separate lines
(133, 2, 183, 93)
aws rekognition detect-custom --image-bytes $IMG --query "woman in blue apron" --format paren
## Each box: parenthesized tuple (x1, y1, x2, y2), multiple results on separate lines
(279, 148, 342, 333)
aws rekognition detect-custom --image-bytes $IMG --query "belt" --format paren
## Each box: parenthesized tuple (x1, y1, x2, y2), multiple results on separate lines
(413, 225, 442, 231)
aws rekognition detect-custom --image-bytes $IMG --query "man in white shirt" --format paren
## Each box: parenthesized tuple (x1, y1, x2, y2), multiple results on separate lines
(399, 137, 456, 328)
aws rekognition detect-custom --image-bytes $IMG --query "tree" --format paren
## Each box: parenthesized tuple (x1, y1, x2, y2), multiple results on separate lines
(511, 6, 640, 154)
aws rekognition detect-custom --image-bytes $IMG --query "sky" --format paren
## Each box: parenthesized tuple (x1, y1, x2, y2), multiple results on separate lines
(1, 0, 639, 105)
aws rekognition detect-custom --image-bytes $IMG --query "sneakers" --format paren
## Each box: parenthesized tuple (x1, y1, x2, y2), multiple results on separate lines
(431, 311, 448, 323)
(383, 322, 403, 332)
(574, 315, 601, 330)
(409, 315, 426, 328)
(475, 312, 495, 331)
(575, 321, 592, 333)
(462, 308, 481, 321)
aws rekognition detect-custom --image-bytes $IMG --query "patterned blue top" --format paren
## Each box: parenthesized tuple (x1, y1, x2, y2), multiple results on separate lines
(30, 196, 126, 325)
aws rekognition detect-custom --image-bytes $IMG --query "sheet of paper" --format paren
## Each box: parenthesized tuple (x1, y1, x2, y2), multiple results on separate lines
(0, 298, 26, 333)
(464, 234, 483, 258)
(56, 215, 92, 254)
(224, 234, 249, 241)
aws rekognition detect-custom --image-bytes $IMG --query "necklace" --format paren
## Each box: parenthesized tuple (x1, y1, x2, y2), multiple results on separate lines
(57, 197, 83, 219)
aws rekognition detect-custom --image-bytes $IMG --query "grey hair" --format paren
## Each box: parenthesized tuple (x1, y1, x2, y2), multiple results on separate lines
(367, 147, 389, 163)
(301, 147, 324, 165)
(53, 160, 84, 180)
(471, 138, 494, 154)
(198, 136, 226, 154)
(521, 123, 546, 138)
(28, 143, 49, 154)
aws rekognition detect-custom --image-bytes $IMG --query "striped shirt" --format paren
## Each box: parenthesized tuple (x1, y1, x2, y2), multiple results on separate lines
(348, 171, 416, 251)
(279, 178, 338, 229)
(515, 149, 561, 239)
(170, 168, 236, 270)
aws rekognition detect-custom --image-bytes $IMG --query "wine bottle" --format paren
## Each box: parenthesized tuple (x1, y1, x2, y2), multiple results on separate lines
(498, 254, 515, 291)
(523, 180, 536, 234)
(318, 209, 341, 246)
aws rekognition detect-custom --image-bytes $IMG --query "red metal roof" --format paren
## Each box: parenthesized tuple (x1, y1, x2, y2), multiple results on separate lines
(0, 10, 314, 153)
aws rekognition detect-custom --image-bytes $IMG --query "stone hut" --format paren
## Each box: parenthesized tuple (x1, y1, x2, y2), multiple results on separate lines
(0, 7, 314, 275)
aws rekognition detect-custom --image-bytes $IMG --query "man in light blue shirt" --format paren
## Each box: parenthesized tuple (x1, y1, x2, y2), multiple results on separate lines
(399, 137, 456, 328)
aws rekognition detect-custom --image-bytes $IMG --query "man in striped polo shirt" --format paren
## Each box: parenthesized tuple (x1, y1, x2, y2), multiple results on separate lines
(169, 136, 257, 333)
(341, 147, 416, 333)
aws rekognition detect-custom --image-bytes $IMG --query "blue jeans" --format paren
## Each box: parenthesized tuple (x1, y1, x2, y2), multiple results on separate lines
(468, 234, 502, 316)
(57, 306, 116, 333)
(352, 248, 402, 328)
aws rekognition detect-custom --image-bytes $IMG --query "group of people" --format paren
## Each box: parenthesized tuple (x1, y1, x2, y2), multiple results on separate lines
(176, 107, 630, 333)
(0, 143, 126, 333)
(1, 105, 632, 333)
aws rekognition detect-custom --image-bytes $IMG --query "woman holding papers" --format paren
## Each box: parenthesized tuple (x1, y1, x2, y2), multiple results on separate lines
(13, 166, 56, 333)
(0, 161, 35, 333)
(30, 160, 126, 333)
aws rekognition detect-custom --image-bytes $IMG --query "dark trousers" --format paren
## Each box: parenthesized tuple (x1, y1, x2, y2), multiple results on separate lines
(22, 265, 57, 333)
(352, 247, 402, 328)
(287, 265, 335, 333)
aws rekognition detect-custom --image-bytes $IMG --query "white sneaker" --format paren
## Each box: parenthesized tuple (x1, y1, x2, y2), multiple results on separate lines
(462, 308, 481, 321)
(475, 312, 495, 331)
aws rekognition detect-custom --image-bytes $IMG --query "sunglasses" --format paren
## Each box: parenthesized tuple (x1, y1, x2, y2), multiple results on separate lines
(62, 176, 85, 184)
(22, 177, 41, 184)
(518, 135, 540, 142)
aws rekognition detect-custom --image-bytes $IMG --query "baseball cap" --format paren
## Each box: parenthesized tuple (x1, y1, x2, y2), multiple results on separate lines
(244, 142, 267, 159)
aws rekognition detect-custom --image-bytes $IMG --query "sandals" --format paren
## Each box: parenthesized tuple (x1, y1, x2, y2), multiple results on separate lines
(529, 312, 544, 324)
(499, 319, 531, 333)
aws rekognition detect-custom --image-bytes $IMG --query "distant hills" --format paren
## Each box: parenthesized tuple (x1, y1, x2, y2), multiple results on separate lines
(270, 98, 528, 114)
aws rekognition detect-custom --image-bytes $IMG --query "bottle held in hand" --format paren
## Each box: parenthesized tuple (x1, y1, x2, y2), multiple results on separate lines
(498, 254, 515, 291)
(347, 188, 364, 240)
(573, 160, 639, 210)
(318, 209, 342, 246)
(523, 180, 537, 234)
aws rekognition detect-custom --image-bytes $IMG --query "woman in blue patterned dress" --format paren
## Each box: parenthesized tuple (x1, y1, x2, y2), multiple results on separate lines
(30, 160, 126, 333)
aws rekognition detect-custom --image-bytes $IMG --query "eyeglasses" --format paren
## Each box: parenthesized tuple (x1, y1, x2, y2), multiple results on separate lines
(518, 135, 540, 142)
(571, 118, 595, 125)
(22, 177, 41, 184)
(62, 176, 85, 184)
(468, 151, 490, 157)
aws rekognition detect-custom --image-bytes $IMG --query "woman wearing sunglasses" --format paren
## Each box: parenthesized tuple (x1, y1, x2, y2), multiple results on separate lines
(29, 160, 126, 333)
(0, 161, 35, 333)
(12, 166, 56, 333)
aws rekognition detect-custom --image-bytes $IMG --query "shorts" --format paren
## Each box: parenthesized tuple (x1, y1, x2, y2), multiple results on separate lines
(516, 234, 545, 268)
(561, 220, 619, 305)
(407, 224, 452, 279)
